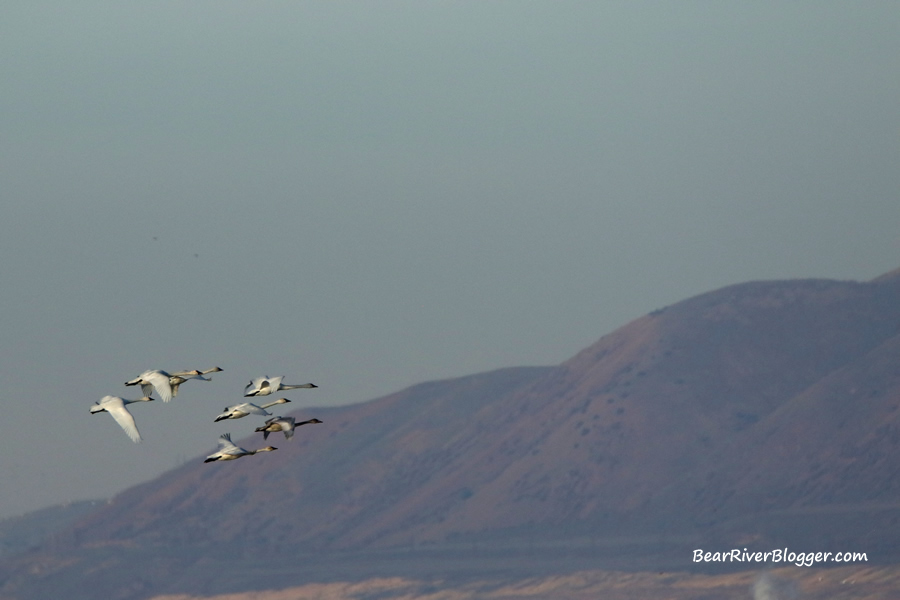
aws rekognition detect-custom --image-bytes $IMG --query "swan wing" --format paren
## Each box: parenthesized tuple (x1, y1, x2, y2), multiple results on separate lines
(241, 403, 269, 416)
(217, 433, 240, 451)
(105, 400, 142, 443)
(144, 371, 174, 402)
(266, 376, 284, 394)
(244, 377, 266, 396)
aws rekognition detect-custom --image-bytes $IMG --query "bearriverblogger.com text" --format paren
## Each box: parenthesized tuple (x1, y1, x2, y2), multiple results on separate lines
(693, 548, 867, 567)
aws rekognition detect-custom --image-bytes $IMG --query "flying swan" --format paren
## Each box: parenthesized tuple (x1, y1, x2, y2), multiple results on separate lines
(255, 416, 323, 440)
(90, 395, 154, 443)
(126, 367, 222, 402)
(214, 398, 291, 422)
(204, 433, 277, 463)
(244, 376, 317, 397)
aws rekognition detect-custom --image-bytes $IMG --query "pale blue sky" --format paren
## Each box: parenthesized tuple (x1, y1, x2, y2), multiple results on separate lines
(0, 1, 898, 519)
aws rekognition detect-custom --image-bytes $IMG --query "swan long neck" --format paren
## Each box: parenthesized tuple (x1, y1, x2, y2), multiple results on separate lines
(280, 383, 316, 390)
(259, 399, 287, 410)
(124, 397, 154, 405)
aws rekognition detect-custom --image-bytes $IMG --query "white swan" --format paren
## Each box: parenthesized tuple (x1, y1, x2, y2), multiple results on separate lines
(255, 416, 323, 440)
(169, 367, 223, 396)
(214, 398, 291, 422)
(203, 433, 277, 462)
(126, 367, 222, 402)
(243, 376, 317, 397)
(90, 395, 154, 443)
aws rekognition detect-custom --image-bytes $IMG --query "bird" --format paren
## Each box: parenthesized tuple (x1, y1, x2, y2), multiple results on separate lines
(255, 416, 323, 440)
(203, 433, 277, 463)
(169, 367, 223, 396)
(90, 395, 154, 443)
(244, 376, 317, 397)
(126, 367, 222, 402)
(214, 398, 292, 422)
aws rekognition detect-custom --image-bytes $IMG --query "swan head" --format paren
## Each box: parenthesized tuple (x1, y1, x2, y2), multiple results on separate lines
(258, 446, 277, 453)
(208, 366, 224, 373)
(275, 398, 291, 405)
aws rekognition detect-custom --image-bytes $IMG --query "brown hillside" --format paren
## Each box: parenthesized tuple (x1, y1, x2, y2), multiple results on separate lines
(3, 270, 900, 600)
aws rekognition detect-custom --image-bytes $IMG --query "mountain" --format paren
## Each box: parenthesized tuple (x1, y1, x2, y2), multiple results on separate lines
(3, 270, 900, 599)
(0, 500, 101, 558)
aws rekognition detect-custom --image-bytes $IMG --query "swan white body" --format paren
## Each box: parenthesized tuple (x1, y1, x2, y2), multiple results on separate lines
(204, 433, 277, 462)
(255, 416, 323, 440)
(243, 376, 317, 397)
(126, 367, 222, 402)
(214, 398, 291, 422)
(90, 395, 154, 443)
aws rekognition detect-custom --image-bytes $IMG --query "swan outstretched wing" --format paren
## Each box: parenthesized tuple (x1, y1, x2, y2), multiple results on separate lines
(217, 433, 240, 451)
(143, 370, 174, 402)
(104, 398, 142, 443)
(240, 403, 270, 416)
(266, 376, 283, 394)
(244, 377, 266, 396)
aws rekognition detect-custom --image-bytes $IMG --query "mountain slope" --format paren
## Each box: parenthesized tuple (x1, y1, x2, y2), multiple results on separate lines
(3, 270, 900, 600)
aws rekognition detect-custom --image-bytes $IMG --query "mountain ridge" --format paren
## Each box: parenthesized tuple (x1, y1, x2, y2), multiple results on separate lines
(4, 270, 900, 599)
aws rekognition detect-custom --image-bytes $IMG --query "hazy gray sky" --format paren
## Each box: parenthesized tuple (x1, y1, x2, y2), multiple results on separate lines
(1, 2, 898, 520)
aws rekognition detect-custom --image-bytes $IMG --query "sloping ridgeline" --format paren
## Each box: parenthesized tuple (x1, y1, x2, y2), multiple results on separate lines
(2, 269, 899, 600)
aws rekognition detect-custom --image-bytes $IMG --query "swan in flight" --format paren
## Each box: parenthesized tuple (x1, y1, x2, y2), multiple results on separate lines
(204, 433, 277, 462)
(126, 367, 222, 402)
(255, 416, 323, 440)
(244, 376, 317, 397)
(169, 367, 223, 397)
(214, 398, 291, 422)
(90, 395, 154, 443)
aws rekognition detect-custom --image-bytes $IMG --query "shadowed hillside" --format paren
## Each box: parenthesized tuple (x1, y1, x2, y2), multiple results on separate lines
(2, 270, 900, 600)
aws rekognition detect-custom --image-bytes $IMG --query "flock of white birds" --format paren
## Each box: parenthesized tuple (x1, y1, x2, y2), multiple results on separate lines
(89, 369, 322, 463)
